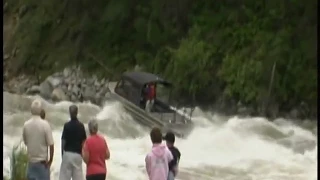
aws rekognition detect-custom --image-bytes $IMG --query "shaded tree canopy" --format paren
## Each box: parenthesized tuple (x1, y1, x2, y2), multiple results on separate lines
(4, 0, 317, 114)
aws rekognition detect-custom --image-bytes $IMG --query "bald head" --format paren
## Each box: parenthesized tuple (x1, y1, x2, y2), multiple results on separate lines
(69, 105, 78, 118)
(88, 119, 98, 135)
(31, 100, 42, 116)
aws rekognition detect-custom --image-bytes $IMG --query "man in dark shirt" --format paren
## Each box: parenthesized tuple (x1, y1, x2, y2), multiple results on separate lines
(163, 132, 181, 180)
(59, 105, 87, 180)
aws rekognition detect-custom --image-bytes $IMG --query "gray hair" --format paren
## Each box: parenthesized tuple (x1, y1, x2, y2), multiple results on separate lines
(88, 119, 98, 134)
(31, 100, 42, 116)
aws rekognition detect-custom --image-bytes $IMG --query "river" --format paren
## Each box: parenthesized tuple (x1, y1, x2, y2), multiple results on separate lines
(3, 92, 317, 180)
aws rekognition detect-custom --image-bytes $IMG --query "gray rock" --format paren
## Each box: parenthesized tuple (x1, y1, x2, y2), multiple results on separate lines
(94, 93, 103, 105)
(61, 84, 68, 93)
(64, 77, 70, 85)
(67, 84, 73, 91)
(100, 78, 106, 85)
(94, 79, 100, 87)
(289, 108, 299, 119)
(46, 76, 62, 88)
(71, 85, 80, 96)
(51, 88, 69, 101)
(51, 72, 62, 77)
(63, 68, 72, 78)
(26, 85, 41, 95)
(82, 86, 96, 101)
(97, 88, 109, 97)
(134, 64, 143, 71)
(39, 81, 53, 99)
(70, 94, 78, 102)
(17, 79, 32, 94)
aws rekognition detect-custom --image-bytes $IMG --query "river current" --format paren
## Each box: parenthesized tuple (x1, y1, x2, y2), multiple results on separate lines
(3, 92, 317, 180)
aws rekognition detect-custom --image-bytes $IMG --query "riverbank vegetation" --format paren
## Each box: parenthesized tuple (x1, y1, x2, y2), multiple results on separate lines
(4, 143, 28, 180)
(4, 0, 317, 117)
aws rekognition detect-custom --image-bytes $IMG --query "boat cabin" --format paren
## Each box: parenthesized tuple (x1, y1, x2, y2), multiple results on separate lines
(114, 71, 175, 114)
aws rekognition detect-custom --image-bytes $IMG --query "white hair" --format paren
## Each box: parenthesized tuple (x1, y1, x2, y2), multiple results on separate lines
(31, 99, 42, 116)
(88, 119, 98, 134)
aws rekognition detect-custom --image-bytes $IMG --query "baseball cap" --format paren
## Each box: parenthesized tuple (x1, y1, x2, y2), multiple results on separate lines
(163, 132, 175, 143)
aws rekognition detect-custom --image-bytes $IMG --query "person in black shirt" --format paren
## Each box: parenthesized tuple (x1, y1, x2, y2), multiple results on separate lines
(59, 105, 87, 180)
(163, 132, 181, 180)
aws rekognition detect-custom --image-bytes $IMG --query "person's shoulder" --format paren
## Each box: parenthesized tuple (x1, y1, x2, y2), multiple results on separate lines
(39, 119, 52, 130)
(97, 134, 106, 140)
(170, 146, 181, 156)
(63, 120, 70, 127)
(78, 121, 86, 128)
(23, 118, 33, 126)
(175, 147, 181, 156)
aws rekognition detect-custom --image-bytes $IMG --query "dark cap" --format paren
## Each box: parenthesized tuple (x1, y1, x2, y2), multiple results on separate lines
(163, 132, 175, 143)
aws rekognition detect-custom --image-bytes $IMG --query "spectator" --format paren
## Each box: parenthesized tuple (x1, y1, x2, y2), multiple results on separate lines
(23, 99, 54, 180)
(145, 127, 173, 180)
(82, 119, 110, 180)
(163, 132, 181, 180)
(40, 109, 46, 120)
(59, 105, 87, 180)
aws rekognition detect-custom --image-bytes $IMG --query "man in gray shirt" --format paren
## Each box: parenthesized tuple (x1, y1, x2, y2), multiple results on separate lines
(23, 100, 54, 180)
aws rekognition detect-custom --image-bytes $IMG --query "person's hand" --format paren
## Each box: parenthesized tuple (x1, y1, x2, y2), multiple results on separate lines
(46, 160, 52, 169)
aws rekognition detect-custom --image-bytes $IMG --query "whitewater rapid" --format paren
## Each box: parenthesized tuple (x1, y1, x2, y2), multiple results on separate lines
(3, 92, 317, 180)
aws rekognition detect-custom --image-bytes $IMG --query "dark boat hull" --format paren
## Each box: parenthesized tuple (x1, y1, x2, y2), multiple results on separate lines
(105, 91, 194, 138)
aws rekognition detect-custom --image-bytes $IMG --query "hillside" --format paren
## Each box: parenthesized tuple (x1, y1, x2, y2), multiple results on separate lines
(3, 0, 317, 118)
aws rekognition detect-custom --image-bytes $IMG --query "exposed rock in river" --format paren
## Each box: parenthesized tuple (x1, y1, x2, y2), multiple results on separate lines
(4, 66, 111, 106)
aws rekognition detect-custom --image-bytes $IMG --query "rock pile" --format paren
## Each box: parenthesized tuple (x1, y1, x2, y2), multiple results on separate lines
(25, 67, 111, 105)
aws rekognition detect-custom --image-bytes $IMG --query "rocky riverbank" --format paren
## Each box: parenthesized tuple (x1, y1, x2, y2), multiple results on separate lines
(4, 67, 111, 106)
(3, 66, 316, 120)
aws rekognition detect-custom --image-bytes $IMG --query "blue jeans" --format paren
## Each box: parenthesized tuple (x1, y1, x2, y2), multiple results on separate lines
(27, 162, 50, 180)
(168, 171, 175, 180)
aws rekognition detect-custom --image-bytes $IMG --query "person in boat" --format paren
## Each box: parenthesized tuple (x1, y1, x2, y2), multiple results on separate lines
(140, 84, 148, 109)
(145, 83, 156, 112)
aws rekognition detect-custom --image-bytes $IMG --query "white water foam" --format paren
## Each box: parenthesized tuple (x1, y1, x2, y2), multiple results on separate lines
(3, 95, 317, 180)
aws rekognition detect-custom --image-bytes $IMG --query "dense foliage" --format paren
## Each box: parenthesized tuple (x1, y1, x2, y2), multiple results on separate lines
(4, 0, 317, 112)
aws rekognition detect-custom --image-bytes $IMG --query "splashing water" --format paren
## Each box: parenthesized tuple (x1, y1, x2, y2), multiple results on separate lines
(3, 92, 317, 180)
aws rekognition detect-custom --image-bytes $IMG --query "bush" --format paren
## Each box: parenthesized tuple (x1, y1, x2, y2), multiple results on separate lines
(9, 143, 28, 180)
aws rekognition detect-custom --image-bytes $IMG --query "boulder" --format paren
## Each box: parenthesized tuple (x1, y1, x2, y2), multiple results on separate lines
(39, 81, 53, 99)
(82, 86, 96, 102)
(26, 85, 41, 95)
(51, 88, 69, 101)
(45, 76, 62, 88)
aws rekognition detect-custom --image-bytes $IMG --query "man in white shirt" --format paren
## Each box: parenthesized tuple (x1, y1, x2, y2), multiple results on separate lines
(23, 100, 54, 180)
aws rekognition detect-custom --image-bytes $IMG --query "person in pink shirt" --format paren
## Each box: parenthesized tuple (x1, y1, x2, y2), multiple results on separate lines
(145, 127, 173, 180)
(82, 119, 110, 180)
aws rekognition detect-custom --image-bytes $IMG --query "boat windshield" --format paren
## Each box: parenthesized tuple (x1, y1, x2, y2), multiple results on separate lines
(156, 83, 171, 104)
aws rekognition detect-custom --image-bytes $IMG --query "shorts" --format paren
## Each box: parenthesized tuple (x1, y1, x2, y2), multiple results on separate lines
(86, 173, 106, 180)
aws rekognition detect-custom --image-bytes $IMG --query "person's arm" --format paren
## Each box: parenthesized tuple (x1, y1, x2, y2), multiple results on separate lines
(82, 140, 89, 164)
(61, 124, 67, 157)
(173, 152, 181, 176)
(45, 122, 54, 168)
(145, 155, 151, 177)
(104, 138, 110, 160)
(81, 124, 87, 146)
(22, 126, 27, 145)
(167, 148, 173, 162)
